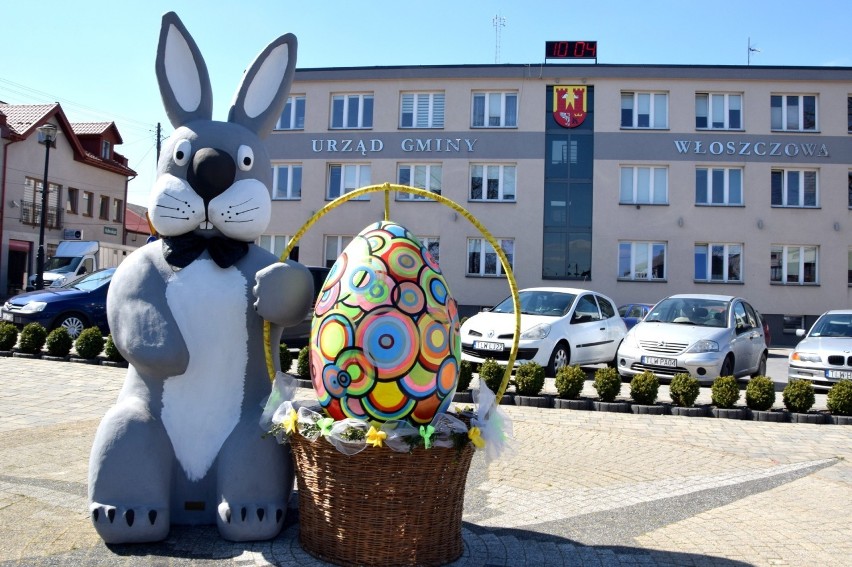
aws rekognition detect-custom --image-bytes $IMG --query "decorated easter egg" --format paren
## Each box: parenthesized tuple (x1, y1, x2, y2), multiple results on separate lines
(309, 220, 460, 426)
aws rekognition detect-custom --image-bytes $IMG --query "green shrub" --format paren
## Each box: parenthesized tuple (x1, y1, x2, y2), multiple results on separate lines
(827, 380, 852, 416)
(104, 335, 125, 362)
(297, 346, 311, 379)
(74, 327, 105, 359)
(456, 360, 474, 392)
(279, 343, 293, 373)
(783, 378, 815, 413)
(593, 366, 622, 402)
(669, 373, 700, 407)
(45, 327, 73, 357)
(745, 375, 776, 411)
(711, 375, 740, 409)
(555, 365, 586, 400)
(514, 361, 545, 396)
(478, 358, 506, 394)
(0, 322, 19, 351)
(629, 370, 660, 405)
(18, 323, 47, 355)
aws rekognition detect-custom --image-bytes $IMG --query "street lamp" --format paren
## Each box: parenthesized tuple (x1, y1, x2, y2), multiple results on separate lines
(35, 123, 58, 290)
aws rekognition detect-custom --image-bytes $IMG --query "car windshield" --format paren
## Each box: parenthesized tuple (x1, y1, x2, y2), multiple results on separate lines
(67, 270, 113, 292)
(43, 256, 81, 273)
(491, 290, 577, 317)
(644, 297, 729, 327)
(810, 314, 852, 338)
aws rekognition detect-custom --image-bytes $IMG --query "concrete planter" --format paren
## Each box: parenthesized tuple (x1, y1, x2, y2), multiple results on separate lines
(12, 352, 40, 359)
(0, 350, 13, 357)
(788, 412, 826, 424)
(101, 360, 128, 368)
(671, 405, 709, 417)
(69, 356, 101, 365)
(631, 403, 668, 415)
(829, 414, 852, 425)
(515, 395, 554, 408)
(748, 409, 788, 422)
(592, 400, 631, 413)
(711, 407, 746, 420)
(453, 390, 474, 404)
(42, 355, 70, 362)
(497, 394, 515, 406)
(554, 398, 592, 411)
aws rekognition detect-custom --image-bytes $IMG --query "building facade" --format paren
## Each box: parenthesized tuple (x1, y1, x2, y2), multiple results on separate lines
(262, 64, 852, 346)
(0, 104, 137, 297)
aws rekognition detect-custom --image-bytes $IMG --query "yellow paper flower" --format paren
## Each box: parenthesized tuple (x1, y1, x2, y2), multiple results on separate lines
(468, 426, 486, 449)
(282, 409, 299, 434)
(366, 426, 387, 448)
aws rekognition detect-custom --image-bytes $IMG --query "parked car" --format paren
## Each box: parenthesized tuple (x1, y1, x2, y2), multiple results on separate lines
(756, 309, 772, 347)
(788, 309, 852, 389)
(618, 303, 653, 330)
(617, 294, 767, 384)
(1, 267, 115, 339)
(279, 266, 332, 347)
(460, 287, 627, 377)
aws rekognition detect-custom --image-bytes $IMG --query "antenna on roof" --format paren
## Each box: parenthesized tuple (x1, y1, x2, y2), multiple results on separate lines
(748, 37, 761, 65)
(493, 13, 506, 64)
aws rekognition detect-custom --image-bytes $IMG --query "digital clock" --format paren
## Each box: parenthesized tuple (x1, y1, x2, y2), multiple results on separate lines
(545, 41, 597, 60)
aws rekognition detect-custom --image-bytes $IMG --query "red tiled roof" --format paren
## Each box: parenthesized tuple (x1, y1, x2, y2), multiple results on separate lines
(0, 103, 57, 136)
(71, 122, 111, 135)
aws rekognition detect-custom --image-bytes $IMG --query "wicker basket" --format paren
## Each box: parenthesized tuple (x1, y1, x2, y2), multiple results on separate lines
(290, 431, 474, 567)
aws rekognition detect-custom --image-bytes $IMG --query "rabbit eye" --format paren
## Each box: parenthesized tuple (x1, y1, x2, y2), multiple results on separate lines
(237, 145, 254, 171)
(173, 139, 192, 167)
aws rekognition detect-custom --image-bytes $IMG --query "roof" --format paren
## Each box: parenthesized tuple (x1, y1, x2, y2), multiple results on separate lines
(0, 103, 58, 137)
(124, 202, 151, 235)
(71, 121, 124, 143)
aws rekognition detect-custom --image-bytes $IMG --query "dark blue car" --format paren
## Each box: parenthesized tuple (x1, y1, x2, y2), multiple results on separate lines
(618, 303, 654, 330)
(1, 268, 115, 339)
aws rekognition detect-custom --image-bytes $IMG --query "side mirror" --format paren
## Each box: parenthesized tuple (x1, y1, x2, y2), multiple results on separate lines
(795, 328, 805, 337)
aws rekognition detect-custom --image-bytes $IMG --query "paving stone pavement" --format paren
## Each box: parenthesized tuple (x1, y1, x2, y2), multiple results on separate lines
(1, 355, 850, 566)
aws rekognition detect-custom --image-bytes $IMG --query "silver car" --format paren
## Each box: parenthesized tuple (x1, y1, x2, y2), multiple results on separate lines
(617, 294, 767, 384)
(460, 287, 627, 376)
(788, 309, 852, 389)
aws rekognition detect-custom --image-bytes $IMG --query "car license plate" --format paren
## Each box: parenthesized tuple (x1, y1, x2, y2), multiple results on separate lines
(474, 340, 504, 352)
(1, 312, 12, 322)
(642, 356, 677, 367)
(826, 369, 852, 380)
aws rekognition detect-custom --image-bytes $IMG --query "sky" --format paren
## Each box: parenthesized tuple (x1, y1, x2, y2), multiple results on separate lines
(3, 0, 852, 206)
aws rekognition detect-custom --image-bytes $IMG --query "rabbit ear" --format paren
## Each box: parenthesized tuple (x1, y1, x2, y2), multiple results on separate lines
(156, 12, 213, 128)
(228, 33, 297, 139)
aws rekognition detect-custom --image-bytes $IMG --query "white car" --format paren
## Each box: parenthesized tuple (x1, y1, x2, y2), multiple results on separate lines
(460, 287, 627, 376)
(617, 294, 767, 384)
(788, 309, 852, 389)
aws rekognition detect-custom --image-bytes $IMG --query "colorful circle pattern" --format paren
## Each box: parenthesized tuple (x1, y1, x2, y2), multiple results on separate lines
(309, 220, 460, 425)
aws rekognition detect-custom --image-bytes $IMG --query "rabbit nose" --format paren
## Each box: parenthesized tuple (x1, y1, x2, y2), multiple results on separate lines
(187, 147, 236, 203)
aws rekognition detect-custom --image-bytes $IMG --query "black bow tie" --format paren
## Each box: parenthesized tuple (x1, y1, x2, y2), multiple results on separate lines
(161, 233, 249, 269)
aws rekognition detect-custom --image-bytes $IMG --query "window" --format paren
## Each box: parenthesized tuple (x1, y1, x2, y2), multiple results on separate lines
(470, 164, 516, 201)
(621, 91, 668, 129)
(618, 241, 667, 280)
(276, 95, 305, 130)
(331, 94, 373, 129)
(419, 236, 440, 265)
(695, 93, 742, 129)
(397, 164, 441, 199)
(112, 199, 123, 222)
(471, 92, 517, 128)
(99, 196, 110, 220)
(848, 247, 852, 284)
(696, 167, 743, 205)
(770, 245, 818, 284)
(325, 235, 353, 268)
(327, 164, 371, 200)
(258, 234, 292, 258)
(21, 178, 60, 228)
(101, 140, 111, 159)
(400, 92, 444, 128)
(771, 169, 818, 207)
(467, 238, 513, 276)
(620, 166, 668, 204)
(82, 191, 93, 217)
(695, 243, 742, 282)
(771, 94, 817, 131)
(272, 164, 302, 200)
(66, 187, 79, 215)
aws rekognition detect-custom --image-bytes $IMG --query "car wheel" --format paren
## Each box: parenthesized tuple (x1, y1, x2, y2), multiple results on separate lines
(752, 352, 768, 378)
(547, 342, 570, 377)
(55, 313, 88, 339)
(719, 355, 734, 377)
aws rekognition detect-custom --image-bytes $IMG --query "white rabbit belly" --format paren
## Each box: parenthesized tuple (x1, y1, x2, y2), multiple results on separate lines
(162, 259, 248, 481)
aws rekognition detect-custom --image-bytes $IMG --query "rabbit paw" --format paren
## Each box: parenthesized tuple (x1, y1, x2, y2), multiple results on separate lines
(216, 500, 286, 542)
(90, 502, 170, 544)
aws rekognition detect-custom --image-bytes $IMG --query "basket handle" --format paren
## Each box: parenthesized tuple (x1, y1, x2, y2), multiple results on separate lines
(263, 182, 520, 400)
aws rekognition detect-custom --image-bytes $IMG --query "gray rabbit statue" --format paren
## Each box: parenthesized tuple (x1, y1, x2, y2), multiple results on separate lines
(88, 12, 313, 543)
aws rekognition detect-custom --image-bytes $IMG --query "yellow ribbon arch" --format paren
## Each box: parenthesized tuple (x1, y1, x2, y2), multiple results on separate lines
(263, 182, 520, 401)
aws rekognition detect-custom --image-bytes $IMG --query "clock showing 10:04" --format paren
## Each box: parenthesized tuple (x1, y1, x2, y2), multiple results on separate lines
(545, 41, 597, 60)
